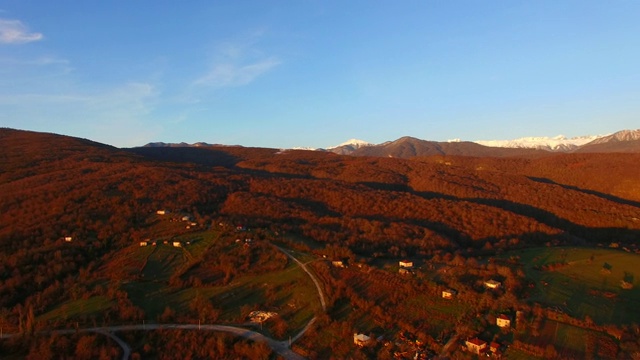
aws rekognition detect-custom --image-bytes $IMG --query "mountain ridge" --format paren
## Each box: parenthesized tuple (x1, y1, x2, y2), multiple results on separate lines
(140, 129, 640, 157)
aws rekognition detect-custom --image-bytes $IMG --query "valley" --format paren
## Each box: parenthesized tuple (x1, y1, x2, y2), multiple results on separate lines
(1, 128, 640, 359)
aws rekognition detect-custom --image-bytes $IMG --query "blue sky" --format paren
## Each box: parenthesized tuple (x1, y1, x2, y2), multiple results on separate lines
(1, 1, 639, 148)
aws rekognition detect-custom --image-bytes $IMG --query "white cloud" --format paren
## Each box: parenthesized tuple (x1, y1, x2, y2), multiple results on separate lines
(194, 57, 281, 88)
(193, 31, 281, 88)
(0, 19, 43, 44)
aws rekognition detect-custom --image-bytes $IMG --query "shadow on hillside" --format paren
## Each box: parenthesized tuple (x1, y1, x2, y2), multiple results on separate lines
(528, 176, 640, 208)
(475, 231, 572, 248)
(358, 181, 412, 192)
(286, 198, 342, 218)
(359, 213, 467, 248)
(411, 190, 640, 244)
(127, 147, 241, 168)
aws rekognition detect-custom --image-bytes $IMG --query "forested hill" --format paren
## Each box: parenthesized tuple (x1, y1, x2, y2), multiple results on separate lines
(1, 128, 640, 356)
(2, 128, 640, 253)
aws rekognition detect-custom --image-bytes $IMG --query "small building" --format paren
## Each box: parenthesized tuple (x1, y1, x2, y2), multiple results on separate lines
(64, 237, 73, 242)
(139, 241, 148, 247)
(353, 333, 371, 347)
(332, 260, 345, 268)
(465, 338, 487, 354)
(172, 241, 182, 248)
(485, 280, 502, 289)
(497, 314, 511, 328)
(399, 260, 413, 268)
(490, 341, 501, 353)
(249, 311, 277, 323)
(442, 289, 457, 299)
(157, 210, 167, 215)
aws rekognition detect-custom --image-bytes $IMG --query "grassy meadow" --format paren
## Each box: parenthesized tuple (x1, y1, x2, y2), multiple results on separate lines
(512, 247, 640, 324)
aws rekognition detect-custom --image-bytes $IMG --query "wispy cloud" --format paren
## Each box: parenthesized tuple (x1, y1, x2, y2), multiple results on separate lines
(194, 57, 281, 88)
(0, 18, 43, 44)
(193, 31, 281, 88)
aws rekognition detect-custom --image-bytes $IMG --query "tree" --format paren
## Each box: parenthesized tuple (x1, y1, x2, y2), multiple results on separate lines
(544, 344, 558, 359)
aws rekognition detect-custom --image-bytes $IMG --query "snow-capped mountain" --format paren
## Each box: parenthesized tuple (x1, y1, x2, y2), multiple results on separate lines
(326, 138, 373, 155)
(328, 138, 372, 149)
(141, 129, 640, 156)
(475, 134, 603, 152)
(584, 129, 640, 144)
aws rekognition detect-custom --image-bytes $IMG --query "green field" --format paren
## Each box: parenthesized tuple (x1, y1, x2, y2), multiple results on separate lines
(512, 318, 619, 359)
(122, 259, 320, 333)
(509, 247, 640, 325)
(37, 228, 322, 339)
(122, 229, 321, 337)
(39, 296, 113, 323)
(399, 295, 471, 338)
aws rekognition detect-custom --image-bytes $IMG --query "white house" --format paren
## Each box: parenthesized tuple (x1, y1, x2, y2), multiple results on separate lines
(139, 241, 148, 247)
(465, 338, 487, 354)
(442, 289, 457, 299)
(497, 314, 511, 328)
(64, 237, 73, 242)
(353, 333, 371, 347)
(172, 241, 182, 248)
(249, 311, 277, 323)
(399, 260, 413, 268)
(485, 280, 501, 289)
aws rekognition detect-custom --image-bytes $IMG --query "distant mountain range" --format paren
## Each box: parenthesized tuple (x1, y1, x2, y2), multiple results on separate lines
(475, 134, 601, 152)
(143, 129, 640, 158)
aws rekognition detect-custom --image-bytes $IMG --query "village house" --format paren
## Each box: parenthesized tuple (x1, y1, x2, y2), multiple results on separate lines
(156, 210, 167, 215)
(64, 237, 73, 242)
(490, 341, 501, 353)
(399, 268, 412, 275)
(139, 241, 148, 247)
(332, 260, 345, 268)
(249, 311, 277, 323)
(399, 260, 413, 268)
(465, 337, 487, 354)
(353, 333, 371, 347)
(497, 314, 511, 328)
(485, 279, 502, 289)
(442, 289, 457, 299)
(172, 241, 182, 248)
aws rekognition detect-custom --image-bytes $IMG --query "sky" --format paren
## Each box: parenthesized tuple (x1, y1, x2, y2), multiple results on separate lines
(1, 1, 639, 148)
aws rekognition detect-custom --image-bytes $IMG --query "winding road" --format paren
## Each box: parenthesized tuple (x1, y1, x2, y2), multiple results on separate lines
(272, 244, 327, 312)
(2, 244, 324, 360)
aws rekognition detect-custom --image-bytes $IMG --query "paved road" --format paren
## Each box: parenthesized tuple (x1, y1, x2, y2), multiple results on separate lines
(85, 329, 131, 360)
(272, 244, 327, 312)
(3, 324, 304, 360)
(1, 245, 322, 360)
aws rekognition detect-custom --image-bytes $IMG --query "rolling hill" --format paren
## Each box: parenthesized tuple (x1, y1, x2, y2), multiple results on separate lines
(2, 128, 640, 358)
